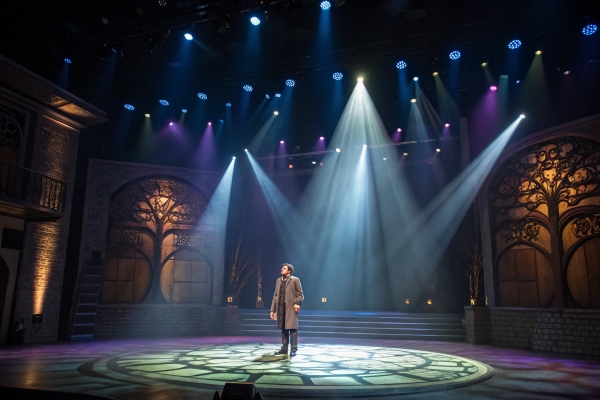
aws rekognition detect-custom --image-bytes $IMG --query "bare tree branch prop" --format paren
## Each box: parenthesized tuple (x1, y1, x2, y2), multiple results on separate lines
(459, 202, 485, 305)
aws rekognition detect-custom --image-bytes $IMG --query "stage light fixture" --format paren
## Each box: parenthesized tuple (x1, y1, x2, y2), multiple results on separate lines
(184, 33, 193, 40)
(333, 72, 343, 80)
(145, 113, 150, 118)
(436, 148, 441, 152)
(250, 16, 261, 26)
(158, 0, 166, 5)
(520, 114, 526, 119)
(274, 111, 279, 115)
(219, 119, 224, 122)
(563, 70, 571, 75)
(320, 1, 331, 10)
(181, 109, 187, 113)
(357, 77, 364, 82)
(124, 104, 135, 110)
(383, 157, 387, 161)
(208, 122, 212, 125)
(266, 94, 270, 99)
(288, 164, 293, 169)
(363, 144, 367, 148)
(413, 76, 419, 81)
(286, 79, 295, 87)
(582, 24, 597, 35)
(335, 148, 341, 152)
(490, 85, 497, 91)
(403, 152, 408, 156)
(312, 161, 317, 164)
(481, 62, 488, 67)
(445, 123, 450, 127)
(159, 99, 169, 106)
(432, 71, 439, 76)
(169, 122, 173, 126)
(535, 50, 542, 55)
(245, 148, 248, 152)
(427, 299, 433, 305)
(508, 39, 522, 49)
(516, 80, 521, 84)
(280, 140, 285, 144)
(397, 128, 402, 132)
(101, 17, 109, 25)
(198, 93, 208, 99)
(449, 50, 461, 60)
(500, 75, 508, 79)
(396, 60, 407, 69)
(275, 93, 281, 98)
(410, 98, 417, 103)
(319, 136, 324, 140)
(405, 298, 410, 304)
(64, 58, 72, 64)
(226, 103, 232, 107)
(243, 85, 253, 92)
(233, 156, 236, 160)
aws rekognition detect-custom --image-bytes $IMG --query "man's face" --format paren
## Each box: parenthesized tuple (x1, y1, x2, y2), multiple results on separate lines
(281, 266, 290, 276)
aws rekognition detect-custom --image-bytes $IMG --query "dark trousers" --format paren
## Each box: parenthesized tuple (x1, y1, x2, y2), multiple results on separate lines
(281, 329, 298, 351)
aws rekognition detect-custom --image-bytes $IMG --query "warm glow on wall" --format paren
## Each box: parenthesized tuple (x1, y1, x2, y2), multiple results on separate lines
(32, 227, 59, 314)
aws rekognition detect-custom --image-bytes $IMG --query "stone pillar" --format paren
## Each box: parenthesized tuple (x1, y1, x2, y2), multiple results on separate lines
(464, 306, 491, 345)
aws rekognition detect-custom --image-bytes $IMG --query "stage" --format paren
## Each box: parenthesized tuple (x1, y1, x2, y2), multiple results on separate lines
(1, 337, 599, 399)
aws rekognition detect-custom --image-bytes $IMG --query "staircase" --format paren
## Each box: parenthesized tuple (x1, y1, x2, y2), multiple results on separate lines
(237, 310, 466, 342)
(70, 253, 104, 342)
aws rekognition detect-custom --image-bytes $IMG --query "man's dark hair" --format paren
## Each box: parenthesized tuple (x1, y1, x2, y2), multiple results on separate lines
(283, 263, 294, 274)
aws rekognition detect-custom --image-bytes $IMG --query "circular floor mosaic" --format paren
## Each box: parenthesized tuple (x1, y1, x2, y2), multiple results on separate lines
(89, 343, 494, 397)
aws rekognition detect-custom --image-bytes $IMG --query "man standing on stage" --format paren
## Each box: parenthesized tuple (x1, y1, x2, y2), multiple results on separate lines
(270, 263, 304, 357)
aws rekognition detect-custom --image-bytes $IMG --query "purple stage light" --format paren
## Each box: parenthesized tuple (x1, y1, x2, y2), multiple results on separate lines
(445, 123, 450, 127)
(280, 140, 284, 144)
(169, 122, 173, 126)
(490, 86, 498, 91)
(319, 136, 325, 140)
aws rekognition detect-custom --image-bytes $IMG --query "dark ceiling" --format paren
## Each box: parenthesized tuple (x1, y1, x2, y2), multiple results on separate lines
(2, 0, 600, 159)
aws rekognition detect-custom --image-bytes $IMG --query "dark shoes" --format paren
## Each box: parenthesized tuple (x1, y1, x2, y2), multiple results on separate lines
(290, 351, 297, 357)
(274, 349, 287, 355)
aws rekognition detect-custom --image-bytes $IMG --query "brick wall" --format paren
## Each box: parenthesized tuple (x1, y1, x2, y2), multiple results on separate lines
(465, 306, 600, 355)
(95, 304, 239, 338)
(12, 119, 79, 342)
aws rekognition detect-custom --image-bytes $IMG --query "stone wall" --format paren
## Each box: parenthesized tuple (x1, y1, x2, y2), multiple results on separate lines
(465, 306, 600, 356)
(95, 304, 239, 338)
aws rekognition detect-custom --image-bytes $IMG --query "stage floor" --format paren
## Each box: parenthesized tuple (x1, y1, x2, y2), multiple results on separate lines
(1, 336, 599, 399)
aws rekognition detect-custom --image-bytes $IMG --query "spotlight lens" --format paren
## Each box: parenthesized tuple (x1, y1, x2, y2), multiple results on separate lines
(445, 123, 450, 127)
(184, 33, 193, 40)
(243, 85, 253, 92)
(286, 79, 295, 87)
(508, 39, 522, 49)
(516, 80, 521, 84)
(436, 148, 441, 152)
(250, 17, 261, 26)
(320, 1, 331, 10)
(274, 111, 279, 115)
(145, 113, 150, 118)
(64, 58, 72, 64)
(500, 74, 508, 79)
(233, 156, 236, 160)
(280, 140, 284, 144)
(410, 98, 417, 103)
(226, 102, 232, 107)
(333, 72, 343, 80)
(520, 114, 526, 119)
(208, 122, 212, 125)
(244, 148, 248, 152)
(266, 94, 270, 99)
(159, 99, 169, 106)
(413, 76, 419, 81)
(275, 93, 281, 98)
(198, 93, 208, 100)
(397, 128, 401, 132)
(335, 148, 341, 152)
(449, 50, 461, 60)
(169, 122, 173, 126)
(535, 50, 542, 55)
(582, 24, 597, 36)
(396, 60, 407, 69)
(357, 77, 363, 82)
(124, 103, 135, 110)
(481, 62, 488, 67)
(363, 144, 367, 148)
(432, 72, 439, 76)
(181, 109, 187, 113)
(319, 136, 325, 140)
(490, 85, 498, 91)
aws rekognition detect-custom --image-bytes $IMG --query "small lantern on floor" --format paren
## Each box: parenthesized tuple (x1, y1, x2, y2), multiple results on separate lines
(405, 299, 410, 305)
(427, 299, 432, 305)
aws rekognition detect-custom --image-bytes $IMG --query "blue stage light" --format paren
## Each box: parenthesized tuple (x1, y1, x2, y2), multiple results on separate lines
(181, 109, 187, 113)
(582, 24, 597, 35)
(449, 51, 461, 60)
(250, 17, 261, 26)
(286, 79, 295, 87)
(64, 58, 72, 64)
(508, 39, 522, 49)
(413, 76, 419, 81)
(320, 1, 331, 10)
(184, 33, 193, 40)
(243, 85, 253, 92)
(333, 72, 343, 80)
(396, 60, 407, 69)
(198, 93, 208, 100)
(275, 93, 281, 98)
(159, 99, 169, 106)
(266, 94, 270, 99)
(124, 104, 135, 110)
(220, 119, 224, 122)
(226, 103, 232, 107)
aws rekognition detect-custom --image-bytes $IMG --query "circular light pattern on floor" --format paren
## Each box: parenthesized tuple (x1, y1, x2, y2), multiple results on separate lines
(89, 344, 493, 397)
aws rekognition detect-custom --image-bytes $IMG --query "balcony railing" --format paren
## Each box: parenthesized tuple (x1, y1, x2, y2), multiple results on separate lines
(0, 160, 66, 212)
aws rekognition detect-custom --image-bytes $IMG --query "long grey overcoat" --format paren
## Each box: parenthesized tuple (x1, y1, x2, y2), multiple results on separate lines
(270, 276, 304, 330)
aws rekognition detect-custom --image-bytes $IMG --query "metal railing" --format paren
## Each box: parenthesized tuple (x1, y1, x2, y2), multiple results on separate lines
(0, 160, 66, 212)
